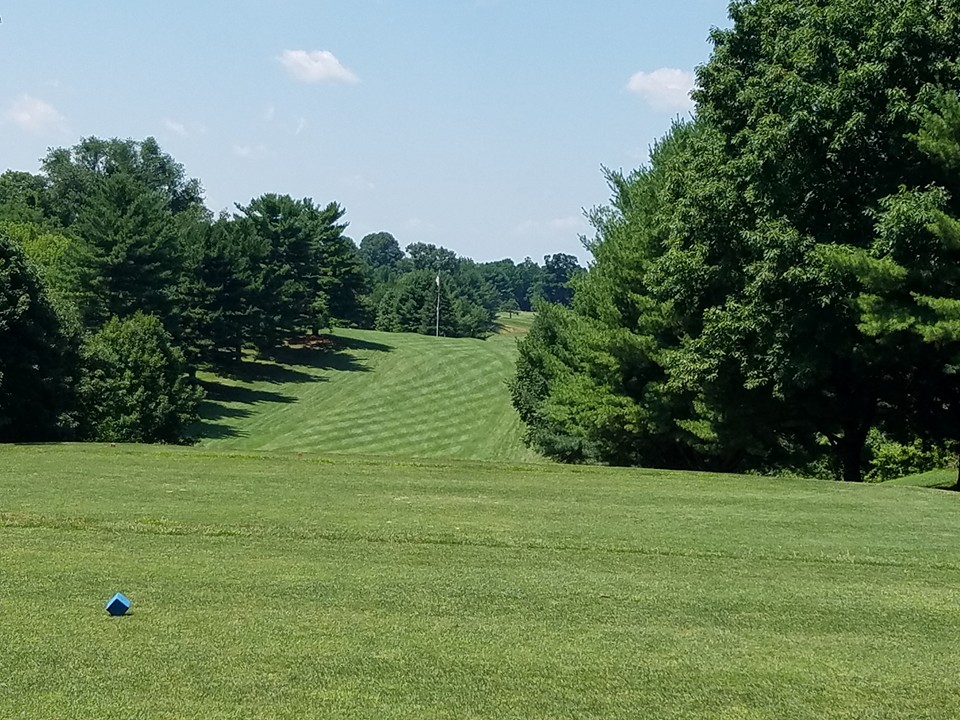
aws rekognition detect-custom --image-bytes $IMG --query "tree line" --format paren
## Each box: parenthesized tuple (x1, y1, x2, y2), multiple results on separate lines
(359, 232, 581, 337)
(512, 0, 960, 484)
(0, 137, 583, 445)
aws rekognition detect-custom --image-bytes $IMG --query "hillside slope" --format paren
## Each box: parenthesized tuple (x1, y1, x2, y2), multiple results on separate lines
(196, 322, 538, 462)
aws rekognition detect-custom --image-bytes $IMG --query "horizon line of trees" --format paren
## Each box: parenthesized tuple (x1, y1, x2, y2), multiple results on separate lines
(0, 136, 583, 445)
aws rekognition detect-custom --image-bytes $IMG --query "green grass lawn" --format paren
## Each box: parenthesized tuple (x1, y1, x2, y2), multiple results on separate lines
(3, 444, 960, 718)
(883, 468, 957, 489)
(194, 324, 538, 463)
(496, 310, 537, 335)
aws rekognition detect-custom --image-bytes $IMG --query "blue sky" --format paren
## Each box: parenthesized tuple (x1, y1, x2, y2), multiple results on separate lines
(0, 1, 730, 263)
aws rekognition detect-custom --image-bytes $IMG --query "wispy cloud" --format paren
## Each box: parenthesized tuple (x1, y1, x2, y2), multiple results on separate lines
(232, 144, 268, 159)
(514, 215, 586, 237)
(345, 173, 375, 190)
(164, 119, 189, 137)
(626, 68, 695, 112)
(4, 94, 67, 134)
(294, 117, 307, 136)
(163, 118, 206, 138)
(279, 50, 359, 85)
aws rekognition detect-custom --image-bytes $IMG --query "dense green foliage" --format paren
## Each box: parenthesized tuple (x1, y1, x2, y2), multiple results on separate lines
(0, 133, 580, 444)
(360, 232, 582, 338)
(3, 444, 960, 718)
(76, 313, 202, 443)
(514, 0, 960, 483)
(0, 230, 77, 441)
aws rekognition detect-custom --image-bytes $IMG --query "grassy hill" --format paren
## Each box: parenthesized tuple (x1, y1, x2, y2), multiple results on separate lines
(195, 316, 537, 462)
(2, 444, 960, 718)
(883, 468, 957, 489)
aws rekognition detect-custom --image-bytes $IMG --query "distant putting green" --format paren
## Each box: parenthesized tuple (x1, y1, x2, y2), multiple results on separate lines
(195, 319, 538, 462)
(2, 444, 960, 718)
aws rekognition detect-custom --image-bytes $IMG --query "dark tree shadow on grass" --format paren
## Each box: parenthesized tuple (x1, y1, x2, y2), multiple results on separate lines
(215, 359, 317, 384)
(192, 333, 395, 441)
(190, 379, 299, 441)
(199, 379, 298, 406)
(332, 335, 395, 353)
(190, 418, 247, 441)
(273, 334, 394, 373)
(273, 345, 374, 373)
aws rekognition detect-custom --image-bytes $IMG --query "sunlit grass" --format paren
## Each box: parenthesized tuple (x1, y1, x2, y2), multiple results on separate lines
(195, 323, 537, 462)
(2, 444, 960, 718)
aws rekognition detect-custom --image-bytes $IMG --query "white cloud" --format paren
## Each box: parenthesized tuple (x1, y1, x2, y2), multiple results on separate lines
(279, 50, 359, 85)
(164, 119, 189, 137)
(4, 94, 66, 134)
(626, 68, 695, 112)
(232, 144, 268, 159)
(264, 105, 276, 122)
(294, 117, 307, 136)
(163, 118, 207, 138)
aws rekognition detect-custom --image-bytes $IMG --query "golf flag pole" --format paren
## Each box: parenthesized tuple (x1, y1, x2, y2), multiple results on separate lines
(435, 273, 441, 337)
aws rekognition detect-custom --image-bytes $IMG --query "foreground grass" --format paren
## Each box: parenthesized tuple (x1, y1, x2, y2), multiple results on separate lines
(2, 444, 960, 718)
(195, 325, 537, 462)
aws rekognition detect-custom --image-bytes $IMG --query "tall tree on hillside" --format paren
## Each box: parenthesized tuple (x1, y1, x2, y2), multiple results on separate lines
(307, 204, 366, 331)
(41, 136, 204, 226)
(68, 172, 183, 331)
(238, 194, 315, 351)
(405, 242, 459, 275)
(176, 216, 265, 364)
(359, 231, 404, 269)
(238, 194, 365, 349)
(535, 253, 583, 307)
(0, 171, 54, 225)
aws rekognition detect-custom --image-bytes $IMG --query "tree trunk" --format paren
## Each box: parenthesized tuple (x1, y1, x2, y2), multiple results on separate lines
(839, 441, 864, 483)
(828, 425, 869, 483)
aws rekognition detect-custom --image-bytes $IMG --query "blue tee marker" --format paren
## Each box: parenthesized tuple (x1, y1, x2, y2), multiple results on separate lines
(105, 592, 131, 616)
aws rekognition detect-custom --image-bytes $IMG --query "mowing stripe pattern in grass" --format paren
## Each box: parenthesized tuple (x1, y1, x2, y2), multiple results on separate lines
(196, 324, 538, 462)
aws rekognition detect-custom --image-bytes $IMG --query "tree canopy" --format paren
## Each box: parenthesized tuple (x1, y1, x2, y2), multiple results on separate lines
(0, 229, 77, 442)
(0, 131, 582, 444)
(513, 0, 960, 482)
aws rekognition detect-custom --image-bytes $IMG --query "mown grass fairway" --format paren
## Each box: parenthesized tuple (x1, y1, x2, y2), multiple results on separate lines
(195, 321, 537, 462)
(2, 444, 960, 718)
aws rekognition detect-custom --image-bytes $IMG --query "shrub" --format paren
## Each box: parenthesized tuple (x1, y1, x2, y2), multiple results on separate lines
(77, 313, 203, 443)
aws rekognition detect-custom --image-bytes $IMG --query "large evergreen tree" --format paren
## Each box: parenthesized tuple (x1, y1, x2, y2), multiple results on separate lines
(68, 172, 183, 331)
